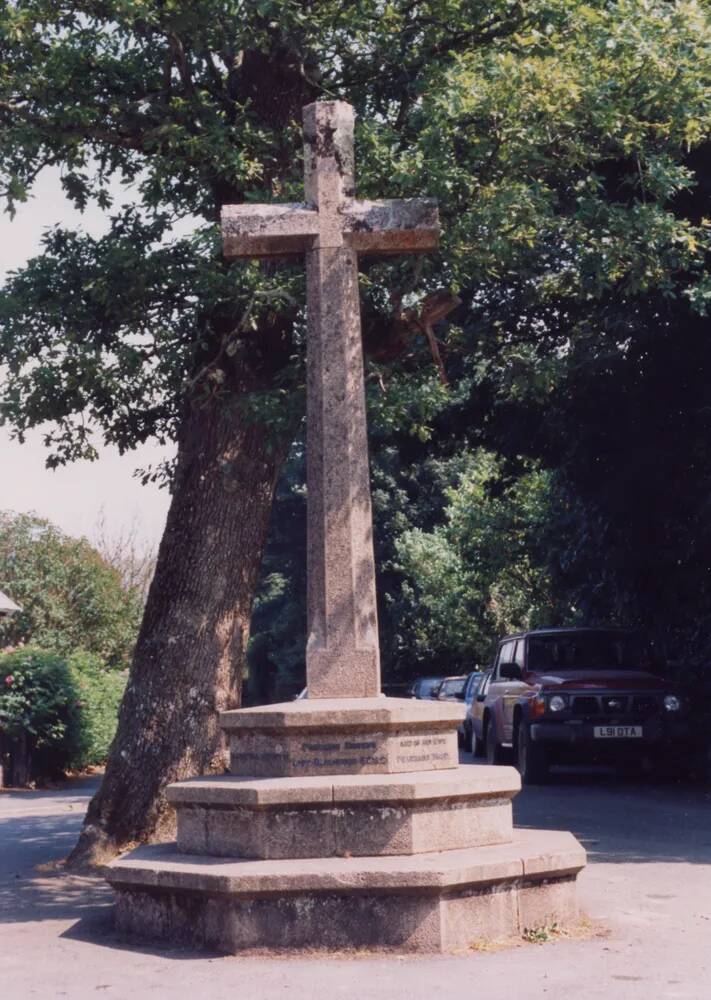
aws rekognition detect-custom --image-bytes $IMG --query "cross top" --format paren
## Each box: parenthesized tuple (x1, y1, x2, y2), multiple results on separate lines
(222, 101, 440, 700)
(222, 101, 439, 259)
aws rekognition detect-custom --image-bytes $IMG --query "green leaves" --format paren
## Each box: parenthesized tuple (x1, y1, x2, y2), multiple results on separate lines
(0, 647, 127, 781)
(0, 512, 142, 668)
(1, 0, 710, 465)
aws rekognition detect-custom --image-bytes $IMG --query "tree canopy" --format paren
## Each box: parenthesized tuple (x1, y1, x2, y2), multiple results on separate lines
(1, 1, 709, 462)
(0, 512, 142, 667)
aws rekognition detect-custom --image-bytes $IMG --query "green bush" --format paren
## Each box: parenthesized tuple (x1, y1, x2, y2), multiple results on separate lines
(67, 650, 126, 768)
(0, 647, 126, 785)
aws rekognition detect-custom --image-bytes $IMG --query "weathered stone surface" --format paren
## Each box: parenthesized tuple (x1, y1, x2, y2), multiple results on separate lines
(168, 766, 520, 858)
(220, 101, 440, 700)
(342, 198, 439, 253)
(167, 766, 519, 806)
(220, 696, 465, 730)
(228, 726, 458, 777)
(221, 203, 318, 258)
(107, 830, 585, 954)
(305, 243, 380, 698)
(221, 697, 465, 777)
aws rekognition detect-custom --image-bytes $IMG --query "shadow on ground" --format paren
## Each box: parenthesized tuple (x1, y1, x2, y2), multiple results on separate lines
(504, 766, 711, 865)
(0, 810, 113, 928)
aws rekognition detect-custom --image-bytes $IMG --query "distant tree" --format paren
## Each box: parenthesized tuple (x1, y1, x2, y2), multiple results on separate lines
(93, 509, 157, 604)
(0, 512, 142, 667)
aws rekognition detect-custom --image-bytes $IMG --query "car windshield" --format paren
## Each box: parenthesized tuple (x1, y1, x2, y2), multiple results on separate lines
(527, 632, 652, 672)
(419, 677, 441, 696)
(442, 677, 466, 696)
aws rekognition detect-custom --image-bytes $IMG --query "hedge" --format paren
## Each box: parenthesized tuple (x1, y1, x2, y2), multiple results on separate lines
(0, 647, 126, 786)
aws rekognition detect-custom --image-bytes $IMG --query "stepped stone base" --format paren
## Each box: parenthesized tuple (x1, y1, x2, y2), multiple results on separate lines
(168, 767, 520, 859)
(107, 830, 584, 954)
(221, 698, 464, 777)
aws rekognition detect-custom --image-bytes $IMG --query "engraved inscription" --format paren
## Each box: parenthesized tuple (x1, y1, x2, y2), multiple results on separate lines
(294, 755, 387, 769)
(396, 752, 450, 765)
(397, 736, 448, 749)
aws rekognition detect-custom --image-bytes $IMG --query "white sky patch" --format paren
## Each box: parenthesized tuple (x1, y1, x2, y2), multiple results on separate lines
(1, 168, 176, 547)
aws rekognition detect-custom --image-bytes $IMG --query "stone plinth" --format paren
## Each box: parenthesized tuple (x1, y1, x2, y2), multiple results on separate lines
(222, 698, 464, 777)
(168, 767, 520, 859)
(107, 830, 585, 954)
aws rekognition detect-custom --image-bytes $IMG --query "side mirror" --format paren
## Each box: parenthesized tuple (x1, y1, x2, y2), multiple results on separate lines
(499, 662, 523, 681)
(476, 693, 487, 703)
(456, 691, 466, 700)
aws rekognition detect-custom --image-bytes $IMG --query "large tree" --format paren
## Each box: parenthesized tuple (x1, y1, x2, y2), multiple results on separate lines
(0, 0, 709, 864)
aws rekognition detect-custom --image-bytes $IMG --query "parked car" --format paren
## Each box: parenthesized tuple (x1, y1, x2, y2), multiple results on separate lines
(409, 676, 444, 699)
(463, 670, 490, 755)
(436, 675, 468, 702)
(480, 627, 689, 783)
(454, 671, 483, 747)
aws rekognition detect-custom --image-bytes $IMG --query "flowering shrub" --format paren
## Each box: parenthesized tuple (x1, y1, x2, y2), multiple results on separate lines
(0, 647, 126, 785)
(0, 649, 78, 773)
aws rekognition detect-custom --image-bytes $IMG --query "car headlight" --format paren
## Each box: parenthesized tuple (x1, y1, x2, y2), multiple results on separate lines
(548, 694, 568, 713)
(663, 695, 681, 712)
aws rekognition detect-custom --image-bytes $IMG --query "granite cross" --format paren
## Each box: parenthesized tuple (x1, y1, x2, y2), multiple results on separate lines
(222, 101, 439, 700)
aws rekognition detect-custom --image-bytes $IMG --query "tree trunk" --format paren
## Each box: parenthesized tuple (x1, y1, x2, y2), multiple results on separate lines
(9, 731, 31, 787)
(68, 390, 288, 867)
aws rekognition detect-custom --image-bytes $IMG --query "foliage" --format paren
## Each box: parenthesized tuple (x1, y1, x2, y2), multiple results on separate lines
(68, 650, 127, 767)
(0, 647, 126, 782)
(247, 443, 307, 701)
(0, 512, 143, 667)
(0, 648, 78, 767)
(1, 1, 711, 686)
(1, 1, 709, 462)
(392, 452, 557, 670)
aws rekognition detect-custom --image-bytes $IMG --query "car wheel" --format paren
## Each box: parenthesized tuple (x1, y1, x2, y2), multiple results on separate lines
(485, 718, 506, 765)
(517, 724, 549, 784)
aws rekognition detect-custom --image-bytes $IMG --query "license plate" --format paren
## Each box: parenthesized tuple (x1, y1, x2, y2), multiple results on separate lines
(593, 726, 643, 739)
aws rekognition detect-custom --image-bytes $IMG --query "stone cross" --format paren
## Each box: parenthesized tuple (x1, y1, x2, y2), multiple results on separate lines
(222, 101, 439, 699)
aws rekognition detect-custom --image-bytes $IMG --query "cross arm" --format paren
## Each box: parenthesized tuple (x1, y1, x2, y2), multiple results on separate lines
(222, 203, 319, 259)
(342, 198, 439, 255)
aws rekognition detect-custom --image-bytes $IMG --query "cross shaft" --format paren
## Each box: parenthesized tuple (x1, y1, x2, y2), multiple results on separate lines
(222, 101, 439, 699)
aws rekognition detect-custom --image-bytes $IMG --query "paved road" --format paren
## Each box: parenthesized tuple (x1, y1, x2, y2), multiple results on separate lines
(1, 765, 710, 1000)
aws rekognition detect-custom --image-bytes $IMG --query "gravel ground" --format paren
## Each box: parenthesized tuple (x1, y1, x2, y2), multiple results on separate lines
(1, 763, 710, 1000)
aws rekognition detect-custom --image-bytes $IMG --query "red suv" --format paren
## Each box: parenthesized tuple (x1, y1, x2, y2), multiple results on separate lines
(482, 627, 688, 783)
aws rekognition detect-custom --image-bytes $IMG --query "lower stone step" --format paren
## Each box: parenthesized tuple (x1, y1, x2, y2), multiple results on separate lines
(106, 829, 585, 954)
(167, 765, 520, 859)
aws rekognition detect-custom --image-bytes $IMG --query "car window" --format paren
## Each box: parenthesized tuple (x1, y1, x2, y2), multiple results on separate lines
(442, 677, 466, 697)
(527, 632, 652, 671)
(467, 673, 482, 699)
(496, 640, 515, 676)
(514, 640, 525, 668)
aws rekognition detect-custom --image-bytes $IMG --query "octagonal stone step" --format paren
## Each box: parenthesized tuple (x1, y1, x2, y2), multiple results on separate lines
(221, 697, 465, 778)
(106, 829, 585, 954)
(167, 766, 520, 859)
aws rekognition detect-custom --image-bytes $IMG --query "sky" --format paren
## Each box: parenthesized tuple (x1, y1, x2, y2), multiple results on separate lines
(0, 169, 174, 550)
